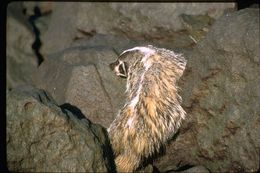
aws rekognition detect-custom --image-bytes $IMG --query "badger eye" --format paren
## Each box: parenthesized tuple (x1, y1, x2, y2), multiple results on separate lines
(118, 61, 128, 78)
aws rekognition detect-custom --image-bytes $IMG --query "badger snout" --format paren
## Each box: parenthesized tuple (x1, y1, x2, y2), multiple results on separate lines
(109, 60, 128, 78)
(109, 61, 118, 71)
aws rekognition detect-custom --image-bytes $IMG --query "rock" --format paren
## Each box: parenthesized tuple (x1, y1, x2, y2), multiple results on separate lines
(179, 14, 215, 43)
(137, 164, 154, 173)
(40, 2, 78, 56)
(33, 45, 127, 128)
(22, 1, 53, 50)
(71, 34, 140, 54)
(7, 85, 115, 172)
(33, 14, 53, 37)
(40, 2, 235, 55)
(23, 2, 53, 16)
(65, 65, 115, 127)
(6, 2, 38, 90)
(180, 165, 210, 173)
(154, 8, 260, 172)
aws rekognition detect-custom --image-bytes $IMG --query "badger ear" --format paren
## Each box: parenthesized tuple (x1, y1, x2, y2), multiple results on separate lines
(118, 61, 128, 78)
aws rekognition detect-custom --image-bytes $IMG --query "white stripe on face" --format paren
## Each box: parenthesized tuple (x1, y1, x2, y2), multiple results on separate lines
(120, 46, 155, 57)
(115, 60, 127, 77)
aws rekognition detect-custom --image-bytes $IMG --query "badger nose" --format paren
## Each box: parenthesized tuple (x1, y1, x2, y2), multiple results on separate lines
(109, 61, 118, 71)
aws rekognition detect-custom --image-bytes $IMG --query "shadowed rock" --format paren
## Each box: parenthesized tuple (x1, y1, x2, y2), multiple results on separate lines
(33, 46, 127, 128)
(40, 2, 235, 55)
(154, 8, 260, 173)
(7, 85, 115, 172)
(7, 2, 38, 90)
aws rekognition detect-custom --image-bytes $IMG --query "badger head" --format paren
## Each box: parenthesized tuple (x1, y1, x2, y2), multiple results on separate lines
(109, 46, 156, 78)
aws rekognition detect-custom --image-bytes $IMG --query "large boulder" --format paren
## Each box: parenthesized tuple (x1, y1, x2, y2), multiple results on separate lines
(23, 2, 53, 16)
(154, 8, 260, 173)
(40, 2, 235, 56)
(33, 43, 127, 128)
(7, 85, 115, 172)
(6, 2, 38, 90)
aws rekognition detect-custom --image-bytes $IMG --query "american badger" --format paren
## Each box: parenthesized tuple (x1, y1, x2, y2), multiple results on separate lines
(108, 45, 187, 172)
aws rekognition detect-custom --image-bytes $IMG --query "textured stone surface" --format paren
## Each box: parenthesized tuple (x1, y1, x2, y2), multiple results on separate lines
(40, 2, 235, 55)
(6, 2, 38, 90)
(7, 85, 115, 172)
(179, 14, 215, 43)
(154, 8, 260, 173)
(65, 65, 114, 127)
(34, 46, 126, 128)
(23, 2, 53, 16)
(71, 34, 141, 54)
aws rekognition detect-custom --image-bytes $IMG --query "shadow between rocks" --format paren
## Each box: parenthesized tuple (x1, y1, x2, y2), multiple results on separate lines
(59, 103, 116, 173)
(60, 103, 86, 120)
(28, 6, 44, 66)
(100, 127, 117, 173)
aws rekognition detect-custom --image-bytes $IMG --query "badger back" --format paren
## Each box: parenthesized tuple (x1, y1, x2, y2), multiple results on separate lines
(122, 46, 187, 140)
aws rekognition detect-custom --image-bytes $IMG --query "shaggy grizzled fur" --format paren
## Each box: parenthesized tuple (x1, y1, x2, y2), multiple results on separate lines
(108, 45, 187, 172)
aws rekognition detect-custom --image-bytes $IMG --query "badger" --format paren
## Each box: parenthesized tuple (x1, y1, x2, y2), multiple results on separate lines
(108, 45, 187, 172)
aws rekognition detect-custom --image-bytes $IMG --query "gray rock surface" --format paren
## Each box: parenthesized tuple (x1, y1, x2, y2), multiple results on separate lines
(7, 2, 38, 90)
(179, 14, 215, 43)
(154, 8, 260, 173)
(180, 165, 209, 173)
(40, 2, 235, 56)
(34, 45, 127, 128)
(22, 1, 53, 39)
(23, 2, 53, 16)
(71, 34, 141, 54)
(7, 85, 115, 172)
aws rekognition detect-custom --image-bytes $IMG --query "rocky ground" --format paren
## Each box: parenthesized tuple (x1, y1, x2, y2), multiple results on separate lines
(6, 2, 259, 172)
